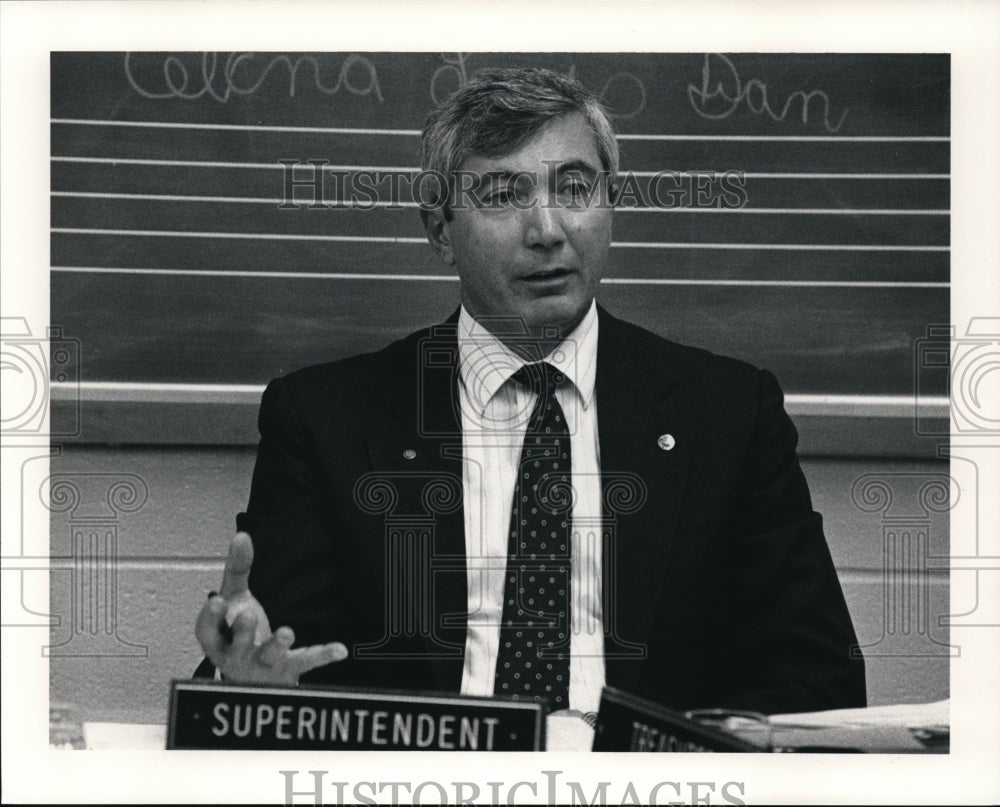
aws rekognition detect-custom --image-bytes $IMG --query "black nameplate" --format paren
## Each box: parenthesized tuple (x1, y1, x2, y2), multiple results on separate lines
(592, 687, 765, 752)
(167, 680, 545, 750)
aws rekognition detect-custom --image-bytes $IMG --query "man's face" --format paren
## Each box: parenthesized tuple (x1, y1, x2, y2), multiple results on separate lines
(428, 112, 613, 339)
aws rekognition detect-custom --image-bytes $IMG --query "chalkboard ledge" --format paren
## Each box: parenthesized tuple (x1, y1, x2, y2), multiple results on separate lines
(49, 386, 948, 458)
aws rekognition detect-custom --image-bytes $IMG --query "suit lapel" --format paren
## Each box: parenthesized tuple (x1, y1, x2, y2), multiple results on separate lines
(363, 317, 468, 692)
(596, 308, 696, 693)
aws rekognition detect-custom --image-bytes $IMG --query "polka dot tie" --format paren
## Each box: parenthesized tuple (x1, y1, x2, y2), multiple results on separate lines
(494, 362, 572, 712)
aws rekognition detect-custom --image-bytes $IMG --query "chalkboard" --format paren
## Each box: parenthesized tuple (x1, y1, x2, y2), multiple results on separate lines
(49, 52, 949, 451)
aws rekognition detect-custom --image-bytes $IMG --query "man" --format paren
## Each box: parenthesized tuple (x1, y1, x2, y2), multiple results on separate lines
(195, 67, 866, 717)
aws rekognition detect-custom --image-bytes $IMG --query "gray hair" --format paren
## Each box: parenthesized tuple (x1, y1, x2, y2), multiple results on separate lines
(420, 66, 619, 214)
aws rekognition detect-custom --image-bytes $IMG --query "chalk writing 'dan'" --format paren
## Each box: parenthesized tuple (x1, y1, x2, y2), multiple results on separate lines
(688, 53, 848, 133)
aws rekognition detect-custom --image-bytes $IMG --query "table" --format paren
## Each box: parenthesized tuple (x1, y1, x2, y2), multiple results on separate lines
(79, 699, 948, 752)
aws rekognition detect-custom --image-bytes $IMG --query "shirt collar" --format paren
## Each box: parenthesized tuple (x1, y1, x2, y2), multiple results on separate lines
(457, 299, 599, 417)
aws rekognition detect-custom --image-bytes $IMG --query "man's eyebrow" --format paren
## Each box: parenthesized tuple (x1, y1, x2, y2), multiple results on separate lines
(554, 159, 600, 178)
(470, 170, 534, 190)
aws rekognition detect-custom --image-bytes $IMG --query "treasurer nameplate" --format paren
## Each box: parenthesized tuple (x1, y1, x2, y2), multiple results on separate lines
(592, 687, 764, 752)
(167, 680, 546, 750)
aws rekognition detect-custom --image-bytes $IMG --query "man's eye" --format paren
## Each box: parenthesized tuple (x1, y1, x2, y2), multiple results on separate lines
(559, 180, 591, 202)
(481, 186, 525, 208)
(486, 188, 513, 204)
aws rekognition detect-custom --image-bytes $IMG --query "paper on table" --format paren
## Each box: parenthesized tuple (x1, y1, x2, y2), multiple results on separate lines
(85, 722, 167, 750)
(768, 699, 949, 753)
(770, 699, 949, 728)
(545, 711, 596, 751)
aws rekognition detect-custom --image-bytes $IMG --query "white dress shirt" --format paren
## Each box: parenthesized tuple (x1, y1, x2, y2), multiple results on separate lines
(456, 300, 605, 713)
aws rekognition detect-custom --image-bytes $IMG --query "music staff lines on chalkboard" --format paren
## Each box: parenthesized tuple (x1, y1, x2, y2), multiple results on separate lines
(51, 155, 950, 181)
(54, 115, 949, 142)
(49, 228, 949, 252)
(50, 52, 948, 402)
(51, 131, 949, 236)
(51, 119, 947, 164)
(50, 266, 947, 290)
(50, 192, 950, 217)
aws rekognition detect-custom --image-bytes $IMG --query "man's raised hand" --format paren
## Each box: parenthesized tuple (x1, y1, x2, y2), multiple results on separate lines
(194, 532, 347, 684)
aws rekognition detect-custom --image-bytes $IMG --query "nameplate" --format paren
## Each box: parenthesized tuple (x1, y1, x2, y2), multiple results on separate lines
(592, 687, 764, 752)
(167, 680, 546, 750)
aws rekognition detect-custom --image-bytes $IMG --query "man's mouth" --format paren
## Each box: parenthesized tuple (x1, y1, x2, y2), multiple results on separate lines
(522, 268, 575, 283)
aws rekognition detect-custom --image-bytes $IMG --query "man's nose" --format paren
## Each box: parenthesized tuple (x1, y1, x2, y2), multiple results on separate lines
(522, 198, 566, 249)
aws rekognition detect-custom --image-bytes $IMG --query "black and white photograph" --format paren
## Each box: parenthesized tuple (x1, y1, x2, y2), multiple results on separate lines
(1, 2, 998, 804)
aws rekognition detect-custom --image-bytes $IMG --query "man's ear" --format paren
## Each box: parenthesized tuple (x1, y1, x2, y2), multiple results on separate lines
(422, 206, 456, 267)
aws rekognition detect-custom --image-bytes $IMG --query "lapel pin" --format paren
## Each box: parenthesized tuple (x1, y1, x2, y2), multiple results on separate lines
(402, 449, 417, 460)
(657, 434, 676, 451)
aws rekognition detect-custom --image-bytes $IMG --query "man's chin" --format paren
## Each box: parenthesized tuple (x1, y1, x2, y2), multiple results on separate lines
(521, 296, 592, 337)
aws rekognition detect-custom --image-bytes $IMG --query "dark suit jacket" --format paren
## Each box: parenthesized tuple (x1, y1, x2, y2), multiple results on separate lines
(238, 306, 866, 715)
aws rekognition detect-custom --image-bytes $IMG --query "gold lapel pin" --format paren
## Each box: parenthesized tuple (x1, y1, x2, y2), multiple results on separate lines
(402, 449, 417, 460)
(657, 434, 676, 451)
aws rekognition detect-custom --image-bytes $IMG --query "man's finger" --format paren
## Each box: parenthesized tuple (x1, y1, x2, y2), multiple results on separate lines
(254, 626, 295, 668)
(289, 642, 349, 676)
(194, 595, 229, 659)
(219, 532, 254, 600)
(229, 607, 258, 658)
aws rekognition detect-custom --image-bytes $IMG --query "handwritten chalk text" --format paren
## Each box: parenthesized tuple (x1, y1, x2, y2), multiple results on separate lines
(431, 53, 647, 120)
(688, 53, 848, 133)
(124, 52, 383, 103)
